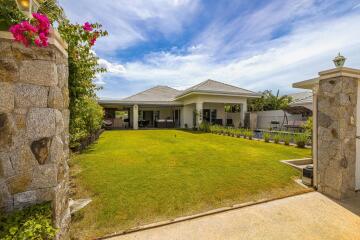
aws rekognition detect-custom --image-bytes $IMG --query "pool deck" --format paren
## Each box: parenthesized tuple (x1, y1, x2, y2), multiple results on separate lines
(106, 192, 360, 240)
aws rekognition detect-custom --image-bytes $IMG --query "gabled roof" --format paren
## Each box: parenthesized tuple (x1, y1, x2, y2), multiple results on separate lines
(123, 86, 181, 102)
(99, 79, 259, 106)
(175, 79, 260, 99)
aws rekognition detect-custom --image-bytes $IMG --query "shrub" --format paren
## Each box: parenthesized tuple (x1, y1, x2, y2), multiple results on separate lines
(302, 117, 313, 135)
(69, 96, 104, 148)
(245, 130, 254, 140)
(0, 203, 56, 240)
(199, 122, 210, 132)
(273, 134, 281, 144)
(282, 134, 292, 146)
(294, 133, 309, 148)
(263, 132, 271, 142)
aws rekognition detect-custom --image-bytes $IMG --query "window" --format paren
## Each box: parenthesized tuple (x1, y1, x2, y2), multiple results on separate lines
(211, 110, 217, 122)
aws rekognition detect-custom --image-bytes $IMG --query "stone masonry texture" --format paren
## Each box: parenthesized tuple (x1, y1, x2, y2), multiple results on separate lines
(0, 39, 70, 239)
(317, 75, 358, 199)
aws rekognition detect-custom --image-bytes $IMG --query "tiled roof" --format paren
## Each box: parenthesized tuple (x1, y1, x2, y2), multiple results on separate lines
(122, 86, 182, 102)
(176, 79, 259, 98)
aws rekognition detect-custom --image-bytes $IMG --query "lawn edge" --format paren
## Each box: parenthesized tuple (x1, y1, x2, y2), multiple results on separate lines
(97, 189, 314, 240)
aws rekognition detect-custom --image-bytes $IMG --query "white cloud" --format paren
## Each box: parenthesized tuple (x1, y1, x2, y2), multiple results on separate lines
(98, 59, 126, 75)
(59, 0, 200, 53)
(98, 12, 360, 97)
(59, 0, 360, 98)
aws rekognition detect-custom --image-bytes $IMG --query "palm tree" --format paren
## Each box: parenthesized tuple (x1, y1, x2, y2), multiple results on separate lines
(248, 90, 292, 112)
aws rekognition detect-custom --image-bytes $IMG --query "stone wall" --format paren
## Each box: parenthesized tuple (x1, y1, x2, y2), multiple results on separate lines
(316, 74, 358, 199)
(0, 36, 70, 239)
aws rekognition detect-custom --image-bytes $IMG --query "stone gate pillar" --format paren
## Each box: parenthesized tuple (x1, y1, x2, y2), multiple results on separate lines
(294, 64, 360, 200)
(316, 67, 360, 199)
(0, 31, 70, 238)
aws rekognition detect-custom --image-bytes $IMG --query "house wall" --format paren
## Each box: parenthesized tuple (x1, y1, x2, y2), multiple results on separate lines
(181, 104, 195, 128)
(180, 94, 248, 128)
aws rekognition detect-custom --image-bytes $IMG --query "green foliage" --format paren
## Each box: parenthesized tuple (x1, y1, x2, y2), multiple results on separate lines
(273, 134, 281, 144)
(263, 132, 271, 142)
(38, 1, 108, 147)
(248, 90, 292, 112)
(199, 121, 210, 132)
(0, 0, 26, 30)
(244, 130, 254, 140)
(0, 203, 56, 240)
(302, 117, 313, 135)
(281, 134, 292, 146)
(294, 133, 309, 148)
(70, 96, 104, 147)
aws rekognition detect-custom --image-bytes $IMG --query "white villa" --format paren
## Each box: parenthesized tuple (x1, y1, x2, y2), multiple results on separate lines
(99, 80, 260, 129)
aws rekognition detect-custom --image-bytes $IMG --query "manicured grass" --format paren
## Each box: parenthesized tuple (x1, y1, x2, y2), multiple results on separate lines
(70, 130, 311, 239)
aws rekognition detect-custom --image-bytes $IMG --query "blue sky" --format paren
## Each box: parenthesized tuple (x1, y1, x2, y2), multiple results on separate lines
(58, 0, 360, 99)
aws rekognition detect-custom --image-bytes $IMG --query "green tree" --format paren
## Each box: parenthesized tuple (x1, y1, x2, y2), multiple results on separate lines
(248, 90, 292, 112)
(38, 0, 108, 147)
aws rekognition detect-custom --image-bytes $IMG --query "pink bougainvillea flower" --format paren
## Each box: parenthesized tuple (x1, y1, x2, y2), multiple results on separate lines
(83, 22, 93, 32)
(10, 13, 50, 48)
(90, 37, 97, 46)
(9, 21, 37, 47)
(34, 38, 42, 47)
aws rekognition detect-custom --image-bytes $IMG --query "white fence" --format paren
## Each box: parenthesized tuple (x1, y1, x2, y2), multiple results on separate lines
(255, 110, 304, 130)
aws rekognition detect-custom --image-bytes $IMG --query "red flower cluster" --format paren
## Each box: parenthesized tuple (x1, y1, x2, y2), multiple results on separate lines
(82, 22, 99, 47)
(83, 22, 93, 32)
(9, 13, 50, 47)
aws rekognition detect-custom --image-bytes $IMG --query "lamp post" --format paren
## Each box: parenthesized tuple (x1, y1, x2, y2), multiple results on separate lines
(16, 0, 40, 18)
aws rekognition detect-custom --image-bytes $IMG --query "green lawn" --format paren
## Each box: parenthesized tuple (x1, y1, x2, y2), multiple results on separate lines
(70, 130, 311, 239)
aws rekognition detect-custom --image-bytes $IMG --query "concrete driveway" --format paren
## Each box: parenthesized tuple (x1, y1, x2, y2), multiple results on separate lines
(107, 192, 360, 240)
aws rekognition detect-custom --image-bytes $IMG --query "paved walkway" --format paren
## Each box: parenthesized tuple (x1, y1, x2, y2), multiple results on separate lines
(109, 192, 360, 240)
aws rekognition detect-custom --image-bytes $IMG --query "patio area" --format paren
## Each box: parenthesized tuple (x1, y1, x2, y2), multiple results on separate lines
(109, 192, 360, 240)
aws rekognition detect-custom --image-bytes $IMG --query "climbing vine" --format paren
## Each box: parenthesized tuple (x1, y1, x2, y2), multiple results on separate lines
(0, 0, 108, 148)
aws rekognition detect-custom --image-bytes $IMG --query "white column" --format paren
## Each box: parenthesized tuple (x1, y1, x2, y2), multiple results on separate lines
(133, 104, 138, 130)
(196, 102, 203, 127)
(223, 103, 227, 126)
(241, 101, 247, 128)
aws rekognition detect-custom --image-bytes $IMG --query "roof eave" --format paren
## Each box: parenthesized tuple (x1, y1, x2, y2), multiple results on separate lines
(175, 90, 261, 100)
(292, 78, 319, 90)
(98, 100, 183, 106)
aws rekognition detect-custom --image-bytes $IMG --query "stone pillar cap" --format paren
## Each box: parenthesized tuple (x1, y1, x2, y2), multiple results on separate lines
(0, 27, 67, 56)
(319, 67, 360, 80)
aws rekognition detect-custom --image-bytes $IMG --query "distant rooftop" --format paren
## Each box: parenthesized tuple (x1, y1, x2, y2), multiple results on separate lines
(288, 92, 313, 105)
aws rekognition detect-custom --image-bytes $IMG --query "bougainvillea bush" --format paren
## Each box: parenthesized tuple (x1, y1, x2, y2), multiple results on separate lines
(9, 13, 50, 47)
(1, 0, 108, 148)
